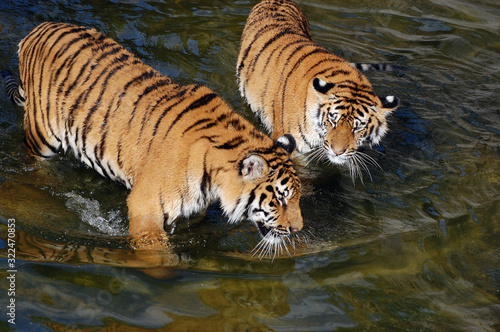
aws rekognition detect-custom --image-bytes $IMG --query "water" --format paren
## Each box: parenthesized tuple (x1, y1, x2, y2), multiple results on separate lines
(0, 0, 499, 330)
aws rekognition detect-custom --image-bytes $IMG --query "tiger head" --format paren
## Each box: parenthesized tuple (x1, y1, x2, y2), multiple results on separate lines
(224, 134, 302, 256)
(306, 75, 399, 176)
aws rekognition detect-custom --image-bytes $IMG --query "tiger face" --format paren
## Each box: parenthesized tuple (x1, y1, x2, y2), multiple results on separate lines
(306, 76, 399, 176)
(228, 135, 302, 256)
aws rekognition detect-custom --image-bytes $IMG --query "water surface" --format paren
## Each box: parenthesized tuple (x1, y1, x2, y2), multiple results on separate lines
(0, 0, 499, 330)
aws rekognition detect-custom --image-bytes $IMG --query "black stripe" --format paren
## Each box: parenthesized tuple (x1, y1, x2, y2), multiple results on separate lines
(23, 134, 38, 156)
(227, 118, 246, 132)
(284, 43, 314, 64)
(259, 193, 267, 206)
(64, 57, 93, 97)
(35, 121, 59, 154)
(125, 70, 156, 91)
(199, 135, 219, 144)
(200, 151, 210, 199)
(216, 113, 228, 123)
(195, 121, 217, 133)
(299, 125, 314, 149)
(249, 129, 266, 141)
(23, 135, 48, 158)
(244, 188, 257, 218)
(97, 125, 109, 161)
(27, 121, 59, 156)
(159, 193, 168, 221)
(215, 136, 245, 150)
(126, 70, 160, 125)
(183, 118, 212, 135)
(73, 126, 81, 160)
(136, 78, 174, 136)
(163, 93, 218, 139)
(151, 87, 190, 137)
(116, 138, 123, 168)
(277, 167, 285, 179)
(95, 45, 122, 62)
(325, 69, 351, 78)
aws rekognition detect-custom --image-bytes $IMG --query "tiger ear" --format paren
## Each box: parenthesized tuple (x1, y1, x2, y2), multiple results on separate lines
(241, 154, 269, 181)
(378, 95, 399, 114)
(312, 77, 335, 95)
(274, 134, 296, 154)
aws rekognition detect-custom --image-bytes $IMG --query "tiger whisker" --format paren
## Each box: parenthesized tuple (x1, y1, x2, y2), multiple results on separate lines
(347, 156, 361, 184)
(304, 146, 327, 167)
(250, 234, 270, 258)
(251, 230, 303, 260)
(351, 154, 369, 183)
(254, 232, 276, 260)
(345, 150, 382, 183)
(273, 241, 279, 261)
(282, 238, 292, 257)
(288, 237, 296, 256)
(358, 152, 383, 176)
(356, 155, 369, 182)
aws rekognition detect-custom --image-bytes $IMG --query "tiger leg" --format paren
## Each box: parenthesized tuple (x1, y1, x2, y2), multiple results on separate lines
(127, 182, 170, 250)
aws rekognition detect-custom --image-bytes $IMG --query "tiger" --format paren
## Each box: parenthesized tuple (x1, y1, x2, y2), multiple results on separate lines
(4, 21, 303, 253)
(237, 0, 400, 179)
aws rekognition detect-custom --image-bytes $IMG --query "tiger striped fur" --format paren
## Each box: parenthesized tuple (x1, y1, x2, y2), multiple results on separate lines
(8, 22, 303, 251)
(1, 70, 25, 106)
(237, 0, 400, 178)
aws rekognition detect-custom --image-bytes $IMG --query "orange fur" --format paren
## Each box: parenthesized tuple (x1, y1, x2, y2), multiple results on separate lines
(16, 22, 303, 250)
(237, 0, 399, 174)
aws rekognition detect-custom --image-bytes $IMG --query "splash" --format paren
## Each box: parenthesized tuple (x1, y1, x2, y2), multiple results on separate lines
(64, 192, 127, 236)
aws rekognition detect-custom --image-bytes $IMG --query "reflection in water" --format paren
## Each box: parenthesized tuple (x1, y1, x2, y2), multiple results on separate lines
(165, 278, 290, 331)
(0, 0, 499, 330)
(0, 222, 181, 268)
(31, 278, 290, 331)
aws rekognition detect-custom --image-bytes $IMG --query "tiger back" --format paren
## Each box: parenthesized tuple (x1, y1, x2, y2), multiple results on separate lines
(15, 22, 303, 252)
(237, 0, 400, 177)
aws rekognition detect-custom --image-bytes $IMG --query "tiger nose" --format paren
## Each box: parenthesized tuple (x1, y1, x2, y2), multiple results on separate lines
(333, 148, 346, 155)
(290, 227, 300, 233)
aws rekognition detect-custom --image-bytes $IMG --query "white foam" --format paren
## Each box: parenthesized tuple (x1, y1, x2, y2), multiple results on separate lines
(65, 192, 127, 236)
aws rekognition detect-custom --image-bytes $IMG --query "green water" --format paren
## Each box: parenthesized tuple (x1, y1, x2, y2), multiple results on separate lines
(0, 0, 499, 330)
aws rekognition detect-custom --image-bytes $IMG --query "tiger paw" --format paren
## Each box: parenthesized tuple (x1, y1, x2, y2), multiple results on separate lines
(130, 232, 180, 267)
(130, 231, 171, 251)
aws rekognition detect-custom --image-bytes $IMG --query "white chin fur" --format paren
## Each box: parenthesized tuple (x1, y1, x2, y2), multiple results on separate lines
(327, 153, 348, 165)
